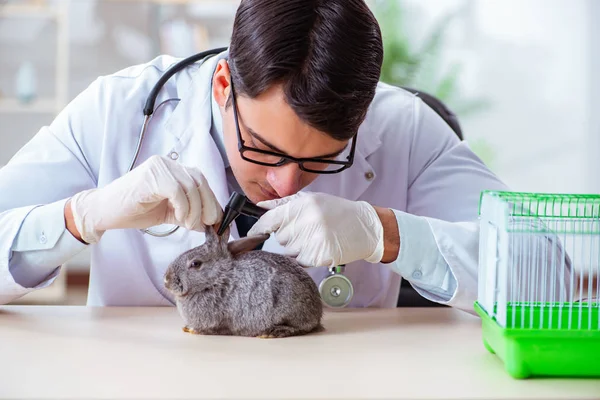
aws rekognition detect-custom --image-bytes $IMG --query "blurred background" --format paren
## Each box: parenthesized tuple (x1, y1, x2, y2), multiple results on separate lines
(1, 0, 598, 304)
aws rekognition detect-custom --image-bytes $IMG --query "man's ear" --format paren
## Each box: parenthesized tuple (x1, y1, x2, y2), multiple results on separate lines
(227, 234, 270, 256)
(212, 59, 232, 108)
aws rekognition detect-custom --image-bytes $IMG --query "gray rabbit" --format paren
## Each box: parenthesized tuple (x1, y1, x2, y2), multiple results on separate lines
(164, 225, 324, 338)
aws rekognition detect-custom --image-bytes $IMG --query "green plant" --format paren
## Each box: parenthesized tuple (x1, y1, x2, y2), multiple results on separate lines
(373, 0, 490, 118)
(372, 0, 496, 168)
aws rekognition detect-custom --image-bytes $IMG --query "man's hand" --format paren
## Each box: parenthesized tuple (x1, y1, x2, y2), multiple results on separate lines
(247, 192, 400, 268)
(68, 155, 223, 244)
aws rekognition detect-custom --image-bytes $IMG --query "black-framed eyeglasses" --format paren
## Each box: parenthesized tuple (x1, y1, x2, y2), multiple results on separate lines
(229, 79, 357, 174)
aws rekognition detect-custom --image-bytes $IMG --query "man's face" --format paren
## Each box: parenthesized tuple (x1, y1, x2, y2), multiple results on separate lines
(212, 60, 349, 204)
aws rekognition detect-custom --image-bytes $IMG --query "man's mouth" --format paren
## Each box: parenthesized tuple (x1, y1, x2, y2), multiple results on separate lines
(258, 184, 279, 201)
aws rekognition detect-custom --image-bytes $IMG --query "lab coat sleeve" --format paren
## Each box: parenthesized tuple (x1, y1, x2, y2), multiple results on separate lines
(386, 212, 481, 314)
(386, 210, 458, 302)
(8, 198, 87, 289)
(384, 94, 509, 314)
(0, 78, 104, 304)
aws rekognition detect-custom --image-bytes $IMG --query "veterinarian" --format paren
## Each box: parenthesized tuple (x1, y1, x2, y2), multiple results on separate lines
(0, 0, 508, 311)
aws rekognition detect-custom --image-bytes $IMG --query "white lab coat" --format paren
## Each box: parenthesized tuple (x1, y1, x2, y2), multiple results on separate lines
(0, 50, 509, 311)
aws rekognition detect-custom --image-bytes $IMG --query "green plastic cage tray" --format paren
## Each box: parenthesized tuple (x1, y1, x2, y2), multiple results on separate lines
(476, 191, 600, 379)
(475, 301, 600, 379)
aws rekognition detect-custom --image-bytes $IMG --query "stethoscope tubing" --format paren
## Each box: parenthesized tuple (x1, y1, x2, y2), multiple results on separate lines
(130, 47, 226, 238)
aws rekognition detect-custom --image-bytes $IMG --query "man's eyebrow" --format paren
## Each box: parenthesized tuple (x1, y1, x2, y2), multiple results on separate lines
(247, 127, 286, 154)
(246, 126, 348, 159)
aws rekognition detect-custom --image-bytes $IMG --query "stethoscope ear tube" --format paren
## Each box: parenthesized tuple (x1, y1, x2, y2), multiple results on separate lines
(143, 47, 228, 116)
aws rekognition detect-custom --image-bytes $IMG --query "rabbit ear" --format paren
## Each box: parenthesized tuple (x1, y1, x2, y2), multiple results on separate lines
(227, 234, 270, 256)
(205, 224, 230, 244)
(204, 224, 219, 244)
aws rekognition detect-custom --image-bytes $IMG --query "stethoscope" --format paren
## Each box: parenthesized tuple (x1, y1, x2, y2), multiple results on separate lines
(127, 46, 228, 238)
(129, 47, 354, 308)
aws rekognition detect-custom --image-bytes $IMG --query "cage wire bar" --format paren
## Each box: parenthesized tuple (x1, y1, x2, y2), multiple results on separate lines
(476, 191, 600, 378)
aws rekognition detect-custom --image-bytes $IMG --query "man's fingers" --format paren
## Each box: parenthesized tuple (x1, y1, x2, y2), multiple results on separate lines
(165, 162, 206, 230)
(163, 181, 190, 225)
(149, 157, 193, 226)
(181, 170, 203, 230)
(255, 198, 288, 210)
(247, 205, 287, 236)
(295, 251, 332, 269)
(250, 192, 309, 235)
(189, 168, 223, 228)
(282, 246, 301, 259)
(256, 191, 307, 210)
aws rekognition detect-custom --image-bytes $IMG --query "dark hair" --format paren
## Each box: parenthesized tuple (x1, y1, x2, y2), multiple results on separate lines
(228, 0, 384, 141)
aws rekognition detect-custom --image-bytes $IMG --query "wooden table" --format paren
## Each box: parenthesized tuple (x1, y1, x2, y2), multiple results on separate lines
(0, 306, 598, 399)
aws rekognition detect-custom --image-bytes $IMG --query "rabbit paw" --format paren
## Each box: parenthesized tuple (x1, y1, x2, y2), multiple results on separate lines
(257, 325, 302, 339)
(182, 326, 201, 335)
(256, 334, 276, 339)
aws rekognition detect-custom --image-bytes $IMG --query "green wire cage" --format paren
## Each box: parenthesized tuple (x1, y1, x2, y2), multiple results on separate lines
(475, 191, 600, 379)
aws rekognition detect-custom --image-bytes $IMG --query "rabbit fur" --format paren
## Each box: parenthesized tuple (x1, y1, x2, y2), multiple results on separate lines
(164, 225, 324, 338)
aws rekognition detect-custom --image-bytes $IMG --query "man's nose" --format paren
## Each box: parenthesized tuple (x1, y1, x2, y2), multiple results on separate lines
(267, 163, 303, 198)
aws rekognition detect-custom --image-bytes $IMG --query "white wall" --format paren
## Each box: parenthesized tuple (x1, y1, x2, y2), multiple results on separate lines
(399, 0, 593, 194)
(0, 0, 237, 165)
(589, 0, 600, 193)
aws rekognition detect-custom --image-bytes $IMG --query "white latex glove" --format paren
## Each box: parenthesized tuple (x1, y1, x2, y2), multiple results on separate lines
(70, 155, 223, 244)
(247, 192, 384, 268)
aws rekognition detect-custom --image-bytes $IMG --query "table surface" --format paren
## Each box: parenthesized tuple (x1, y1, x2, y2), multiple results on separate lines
(0, 306, 598, 399)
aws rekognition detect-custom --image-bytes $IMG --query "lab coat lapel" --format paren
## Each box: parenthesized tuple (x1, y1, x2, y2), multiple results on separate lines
(162, 53, 232, 223)
(304, 123, 382, 201)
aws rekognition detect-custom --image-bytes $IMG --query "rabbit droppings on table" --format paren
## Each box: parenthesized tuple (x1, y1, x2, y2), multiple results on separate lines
(164, 225, 324, 338)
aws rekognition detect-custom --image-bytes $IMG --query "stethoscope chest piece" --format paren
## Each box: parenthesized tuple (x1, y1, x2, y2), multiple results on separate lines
(319, 265, 353, 308)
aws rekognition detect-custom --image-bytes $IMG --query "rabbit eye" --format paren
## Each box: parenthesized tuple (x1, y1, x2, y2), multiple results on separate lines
(190, 260, 202, 269)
